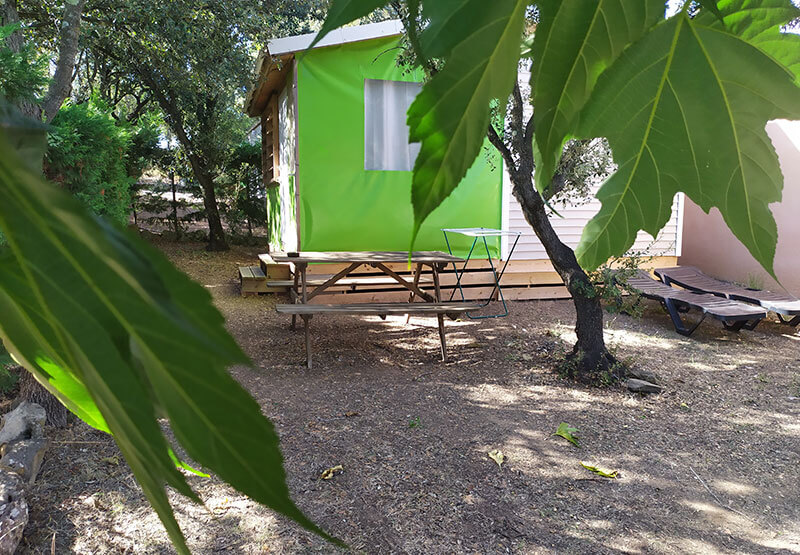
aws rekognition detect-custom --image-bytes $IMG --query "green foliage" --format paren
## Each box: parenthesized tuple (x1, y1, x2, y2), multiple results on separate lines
(574, 11, 800, 274)
(0, 346, 19, 395)
(694, 0, 800, 81)
(309, 0, 391, 48)
(126, 111, 162, 179)
(547, 138, 615, 205)
(583, 256, 648, 317)
(0, 342, 13, 368)
(554, 422, 580, 447)
(219, 141, 266, 237)
(0, 24, 49, 104)
(531, 0, 664, 196)
(406, 0, 527, 245)
(46, 101, 136, 224)
(0, 132, 339, 552)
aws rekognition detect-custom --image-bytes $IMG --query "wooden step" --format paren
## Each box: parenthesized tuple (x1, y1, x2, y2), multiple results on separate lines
(242, 254, 290, 295)
(239, 266, 267, 297)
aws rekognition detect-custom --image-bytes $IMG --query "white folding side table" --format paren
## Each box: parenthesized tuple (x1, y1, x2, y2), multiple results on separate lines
(441, 227, 522, 319)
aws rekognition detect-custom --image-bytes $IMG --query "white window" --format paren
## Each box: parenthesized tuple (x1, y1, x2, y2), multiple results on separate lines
(364, 79, 422, 171)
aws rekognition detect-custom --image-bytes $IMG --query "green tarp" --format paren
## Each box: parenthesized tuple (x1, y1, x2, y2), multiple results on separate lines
(295, 36, 502, 258)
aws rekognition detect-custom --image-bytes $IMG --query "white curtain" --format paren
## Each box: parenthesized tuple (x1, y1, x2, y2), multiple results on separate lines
(364, 79, 422, 171)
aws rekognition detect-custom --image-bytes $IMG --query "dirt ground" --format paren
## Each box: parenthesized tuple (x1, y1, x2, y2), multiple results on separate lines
(18, 240, 800, 554)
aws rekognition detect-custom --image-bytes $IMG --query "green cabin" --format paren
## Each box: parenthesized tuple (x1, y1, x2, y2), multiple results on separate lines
(245, 20, 502, 259)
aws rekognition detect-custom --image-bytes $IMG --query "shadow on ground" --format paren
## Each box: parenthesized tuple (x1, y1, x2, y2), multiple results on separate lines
(20, 242, 800, 554)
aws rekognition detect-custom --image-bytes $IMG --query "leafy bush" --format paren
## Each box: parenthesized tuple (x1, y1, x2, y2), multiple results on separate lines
(0, 342, 19, 395)
(0, 24, 48, 105)
(218, 141, 265, 236)
(45, 101, 137, 224)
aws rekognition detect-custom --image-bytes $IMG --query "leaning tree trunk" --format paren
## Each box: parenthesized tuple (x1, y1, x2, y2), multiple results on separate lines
(141, 76, 229, 252)
(511, 176, 619, 381)
(190, 159, 228, 251)
(41, 0, 86, 123)
(485, 87, 621, 382)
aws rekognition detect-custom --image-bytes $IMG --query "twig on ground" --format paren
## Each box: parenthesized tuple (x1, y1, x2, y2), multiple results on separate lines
(688, 466, 774, 530)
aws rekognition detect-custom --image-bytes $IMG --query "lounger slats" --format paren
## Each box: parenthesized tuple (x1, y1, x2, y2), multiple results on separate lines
(627, 271, 766, 336)
(655, 266, 800, 317)
(629, 274, 766, 321)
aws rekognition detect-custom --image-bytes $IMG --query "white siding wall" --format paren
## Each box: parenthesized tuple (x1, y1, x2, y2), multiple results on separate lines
(277, 63, 299, 252)
(506, 64, 683, 261)
(506, 184, 683, 261)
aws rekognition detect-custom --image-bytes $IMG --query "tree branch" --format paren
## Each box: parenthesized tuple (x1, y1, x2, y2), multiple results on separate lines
(510, 81, 524, 151)
(487, 125, 516, 177)
(523, 112, 535, 155)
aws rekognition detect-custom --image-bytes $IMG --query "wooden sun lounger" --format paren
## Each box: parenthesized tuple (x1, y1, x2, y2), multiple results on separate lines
(627, 271, 767, 336)
(654, 266, 800, 327)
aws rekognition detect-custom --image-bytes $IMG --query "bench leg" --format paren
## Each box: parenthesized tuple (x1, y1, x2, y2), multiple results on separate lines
(301, 315, 312, 369)
(406, 263, 423, 324)
(437, 313, 447, 362)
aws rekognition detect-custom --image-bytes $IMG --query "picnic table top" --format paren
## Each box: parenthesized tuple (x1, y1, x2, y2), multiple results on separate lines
(268, 250, 464, 264)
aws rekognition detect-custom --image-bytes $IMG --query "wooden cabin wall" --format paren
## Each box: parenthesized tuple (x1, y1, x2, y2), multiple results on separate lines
(261, 95, 279, 185)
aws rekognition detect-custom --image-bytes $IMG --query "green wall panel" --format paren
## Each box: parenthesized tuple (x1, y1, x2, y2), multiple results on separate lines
(296, 36, 502, 258)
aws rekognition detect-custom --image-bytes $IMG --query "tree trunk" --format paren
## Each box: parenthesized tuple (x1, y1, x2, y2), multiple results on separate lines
(188, 156, 228, 251)
(170, 171, 180, 239)
(41, 0, 86, 123)
(510, 177, 619, 381)
(2, 0, 39, 119)
(485, 88, 621, 382)
(17, 372, 68, 428)
(147, 86, 229, 251)
(1, 1, 23, 53)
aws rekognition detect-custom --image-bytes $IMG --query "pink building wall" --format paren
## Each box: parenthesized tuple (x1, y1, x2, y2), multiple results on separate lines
(680, 121, 800, 297)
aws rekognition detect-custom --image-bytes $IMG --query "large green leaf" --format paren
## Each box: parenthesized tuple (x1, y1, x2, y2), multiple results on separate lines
(531, 0, 664, 194)
(0, 132, 338, 551)
(407, 0, 527, 243)
(574, 14, 800, 273)
(0, 100, 49, 172)
(308, 0, 391, 50)
(695, 0, 800, 81)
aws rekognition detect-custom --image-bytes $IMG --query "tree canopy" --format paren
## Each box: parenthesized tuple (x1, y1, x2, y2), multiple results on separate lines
(1, 1, 799, 553)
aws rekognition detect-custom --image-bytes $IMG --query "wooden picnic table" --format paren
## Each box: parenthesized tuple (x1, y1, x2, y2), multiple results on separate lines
(269, 251, 482, 368)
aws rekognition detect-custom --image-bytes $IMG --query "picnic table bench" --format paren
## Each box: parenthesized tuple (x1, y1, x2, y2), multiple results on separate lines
(270, 251, 482, 368)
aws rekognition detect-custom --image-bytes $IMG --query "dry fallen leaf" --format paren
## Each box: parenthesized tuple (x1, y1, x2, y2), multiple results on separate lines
(487, 449, 505, 468)
(320, 464, 343, 480)
(343, 411, 360, 417)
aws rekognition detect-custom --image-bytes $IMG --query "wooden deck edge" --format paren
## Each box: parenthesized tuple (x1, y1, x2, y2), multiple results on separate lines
(242, 256, 679, 301)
